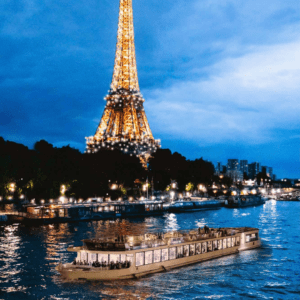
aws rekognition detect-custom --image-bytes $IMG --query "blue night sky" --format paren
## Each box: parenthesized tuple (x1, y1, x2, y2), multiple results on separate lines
(0, 0, 300, 178)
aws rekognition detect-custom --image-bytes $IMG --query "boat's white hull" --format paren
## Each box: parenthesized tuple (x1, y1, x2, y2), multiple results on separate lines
(57, 239, 261, 280)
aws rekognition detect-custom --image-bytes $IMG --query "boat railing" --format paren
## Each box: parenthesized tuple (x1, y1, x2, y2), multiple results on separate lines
(80, 227, 255, 251)
(72, 260, 132, 270)
(4, 211, 27, 217)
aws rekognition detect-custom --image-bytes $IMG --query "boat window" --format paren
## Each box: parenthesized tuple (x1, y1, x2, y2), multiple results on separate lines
(246, 233, 258, 242)
(59, 209, 64, 217)
(223, 239, 227, 249)
(189, 244, 195, 256)
(227, 238, 231, 248)
(213, 240, 218, 251)
(145, 251, 153, 265)
(89, 253, 97, 264)
(81, 251, 87, 262)
(195, 243, 201, 255)
(154, 249, 161, 263)
(236, 236, 240, 246)
(120, 254, 126, 262)
(98, 254, 108, 263)
(169, 247, 176, 260)
(162, 248, 169, 261)
(218, 240, 223, 250)
(98, 207, 103, 212)
(110, 206, 115, 212)
(126, 254, 134, 264)
(232, 237, 236, 247)
(207, 241, 213, 252)
(136, 252, 145, 266)
(177, 246, 183, 258)
(183, 245, 189, 257)
(110, 254, 120, 263)
(202, 242, 207, 253)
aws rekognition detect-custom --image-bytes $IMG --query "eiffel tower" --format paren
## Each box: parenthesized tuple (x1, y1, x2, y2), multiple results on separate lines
(85, 0, 160, 166)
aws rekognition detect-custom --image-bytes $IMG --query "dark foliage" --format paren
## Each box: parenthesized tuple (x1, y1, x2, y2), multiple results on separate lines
(148, 149, 215, 191)
(0, 137, 215, 201)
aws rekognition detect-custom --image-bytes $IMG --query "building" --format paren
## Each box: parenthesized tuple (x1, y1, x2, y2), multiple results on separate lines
(267, 167, 273, 179)
(227, 159, 239, 171)
(215, 162, 222, 174)
(240, 160, 248, 176)
(248, 162, 260, 179)
(85, 0, 160, 167)
(227, 159, 243, 182)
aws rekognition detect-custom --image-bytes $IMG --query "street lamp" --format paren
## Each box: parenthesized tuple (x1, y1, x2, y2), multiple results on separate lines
(60, 185, 66, 195)
(143, 183, 148, 199)
(9, 183, 16, 193)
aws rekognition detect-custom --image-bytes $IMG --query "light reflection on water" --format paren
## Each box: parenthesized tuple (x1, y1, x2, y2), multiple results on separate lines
(0, 201, 300, 299)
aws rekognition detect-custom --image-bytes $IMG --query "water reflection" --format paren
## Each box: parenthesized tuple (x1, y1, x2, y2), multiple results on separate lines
(43, 223, 73, 266)
(164, 213, 179, 232)
(0, 225, 25, 293)
(1, 202, 300, 299)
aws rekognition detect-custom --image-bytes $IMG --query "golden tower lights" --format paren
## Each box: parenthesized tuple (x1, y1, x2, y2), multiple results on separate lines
(85, 0, 160, 166)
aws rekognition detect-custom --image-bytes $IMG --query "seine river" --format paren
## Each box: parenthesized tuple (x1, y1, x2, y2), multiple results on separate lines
(1, 200, 299, 300)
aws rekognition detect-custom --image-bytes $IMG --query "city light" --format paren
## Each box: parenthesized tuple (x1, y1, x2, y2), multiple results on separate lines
(111, 184, 118, 190)
(241, 190, 248, 195)
(60, 185, 66, 195)
(9, 183, 16, 192)
(84, 0, 160, 167)
(170, 191, 175, 199)
(59, 196, 66, 203)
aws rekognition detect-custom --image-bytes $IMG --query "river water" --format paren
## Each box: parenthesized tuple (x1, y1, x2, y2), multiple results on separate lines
(0, 200, 299, 300)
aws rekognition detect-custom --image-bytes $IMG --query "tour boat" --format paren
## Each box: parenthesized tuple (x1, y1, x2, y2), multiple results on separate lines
(56, 226, 261, 280)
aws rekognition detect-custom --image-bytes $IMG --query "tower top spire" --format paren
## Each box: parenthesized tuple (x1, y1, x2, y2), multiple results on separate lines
(111, 0, 139, 92)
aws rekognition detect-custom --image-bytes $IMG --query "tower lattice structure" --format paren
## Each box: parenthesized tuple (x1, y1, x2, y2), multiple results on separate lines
(85, 0, 160, 166)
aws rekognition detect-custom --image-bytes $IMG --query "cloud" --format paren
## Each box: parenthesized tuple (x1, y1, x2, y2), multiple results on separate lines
(145, 39, 300, 148)
(1, 0, 300, 177)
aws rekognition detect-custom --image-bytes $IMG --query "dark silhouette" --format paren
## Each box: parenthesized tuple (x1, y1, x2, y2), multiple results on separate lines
(0, 137, 218, 202)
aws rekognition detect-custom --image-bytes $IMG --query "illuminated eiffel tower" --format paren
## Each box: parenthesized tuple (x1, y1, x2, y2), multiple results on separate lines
(85, 0, 160, 166)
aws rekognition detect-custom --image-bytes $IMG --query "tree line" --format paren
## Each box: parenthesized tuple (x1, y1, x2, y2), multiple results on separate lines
(0, 137, 222, 202)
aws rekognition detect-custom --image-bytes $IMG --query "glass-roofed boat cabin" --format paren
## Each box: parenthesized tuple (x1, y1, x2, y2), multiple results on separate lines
(57, 226, 261, 280)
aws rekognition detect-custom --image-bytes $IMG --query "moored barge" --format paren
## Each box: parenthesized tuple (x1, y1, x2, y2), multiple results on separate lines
(168, 199, 222, 213)
(8, 201, 165, 225)
(225, 195, 265, 208)
(56, 226, 261, 280)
